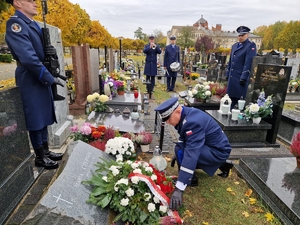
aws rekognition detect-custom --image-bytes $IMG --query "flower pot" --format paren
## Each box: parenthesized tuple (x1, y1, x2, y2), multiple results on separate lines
(140, 144, 150, 152)
(297, 157, 300, 168)
(252, 117, 261, 124)
(117, 90, 125, 96)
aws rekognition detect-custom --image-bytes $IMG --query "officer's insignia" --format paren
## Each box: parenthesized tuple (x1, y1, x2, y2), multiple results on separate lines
(11, 23, 21, 33)
(251, 48, 255, 50)
(186, 130, 193, 136)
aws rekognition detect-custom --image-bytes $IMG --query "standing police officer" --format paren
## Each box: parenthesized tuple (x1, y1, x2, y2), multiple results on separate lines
(155, 97, 233, 210)
(5, 0, 63, 169)
(143, 35, 161, 93)
(226, 26, 257, 109)
(164, 35, 180, 92)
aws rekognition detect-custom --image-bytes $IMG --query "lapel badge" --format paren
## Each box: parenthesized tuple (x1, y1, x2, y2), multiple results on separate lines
(11, 23, 22, 33)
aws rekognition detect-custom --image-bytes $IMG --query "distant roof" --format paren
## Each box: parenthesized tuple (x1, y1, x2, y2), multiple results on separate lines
(194, 15, 207, 24)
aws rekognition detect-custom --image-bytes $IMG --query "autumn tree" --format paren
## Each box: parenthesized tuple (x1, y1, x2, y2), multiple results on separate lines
(195, 35, 215, 63)
(134, 27, 146, 40)
(262, 21, 286, 49)
(274, 20, 300, 50)
(253, 25, 268, 37)
(131, 39, 146, 52)
(176, 26, 195, 48)
(84, 20, 107, 48)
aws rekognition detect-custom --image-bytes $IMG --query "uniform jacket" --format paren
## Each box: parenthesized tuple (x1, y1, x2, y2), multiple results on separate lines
(226, 39, 257, 99)
(5, 10, 56, 131)
(175, 106, 231, 185)
(164, 44, 180, 77)
(143, 44, 161, 76)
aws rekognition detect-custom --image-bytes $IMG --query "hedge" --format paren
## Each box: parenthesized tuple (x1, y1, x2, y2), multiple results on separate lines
(0, 54, 13, 63)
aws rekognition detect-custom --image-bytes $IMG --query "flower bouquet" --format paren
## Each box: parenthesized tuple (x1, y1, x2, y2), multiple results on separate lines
(115, 80, 126, 92)
(86, 93, 110, 112)
(135, 131, 153, 145)
(190, 72, 200, 80)
(288, 79, 300, 93)
(188, 83, 211, 102)
(105, 136, 136, 161)
(82, 159, 177, 225)
(244, 91, 273, 121)
(70, 123, 106, 143)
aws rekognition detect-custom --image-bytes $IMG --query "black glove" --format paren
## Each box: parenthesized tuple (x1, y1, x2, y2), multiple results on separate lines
(170, 188, 183, 210)
(44, 45, 57, 56)
(239, 79, 246, 86)
(226, 76, 229, 81)
(53, 77, 64, 87)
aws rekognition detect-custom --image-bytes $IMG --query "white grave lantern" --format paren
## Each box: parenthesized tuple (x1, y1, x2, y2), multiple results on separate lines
(218, 94, 232, 114)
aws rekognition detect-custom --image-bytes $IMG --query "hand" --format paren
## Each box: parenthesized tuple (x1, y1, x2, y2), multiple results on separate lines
(239, 79, 246, 86)
(44, 45, 57, 56)
(53, 77, 64, 87)
(170, 188, 183, 210)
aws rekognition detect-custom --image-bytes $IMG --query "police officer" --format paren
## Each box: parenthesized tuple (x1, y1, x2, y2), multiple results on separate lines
(164, 35, 180, 92)
(226, 26, 257, 109)
(5, 0, 63, 169)
(155, 97, 233, 210)
(143, 35, 161, 92)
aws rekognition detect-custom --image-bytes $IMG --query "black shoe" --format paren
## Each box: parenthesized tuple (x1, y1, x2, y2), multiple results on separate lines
(217, 160, 234, 178)
(189, 175, 198, 187)
(34, 146, 58, 169)
(43, 142, 63, 161)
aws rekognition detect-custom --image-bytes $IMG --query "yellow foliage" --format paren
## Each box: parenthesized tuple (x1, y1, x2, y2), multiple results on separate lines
(249, 197, 257, 205)
(202, 222, 209, 225)
(242, 211, 250, 218)
(234, 181, 240, 185)
(245, 189, 253, 197)
(264, 212, 274, 221)
(226, 187, 233, 192)
(0, 78, 15, 90)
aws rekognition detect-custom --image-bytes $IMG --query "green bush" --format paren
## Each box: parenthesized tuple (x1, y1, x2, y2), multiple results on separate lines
(0, 54, 12, 63)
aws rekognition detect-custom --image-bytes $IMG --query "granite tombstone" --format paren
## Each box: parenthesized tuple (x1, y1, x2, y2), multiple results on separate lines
(22, 141, 115, 225)
(249, 63, 292, 144)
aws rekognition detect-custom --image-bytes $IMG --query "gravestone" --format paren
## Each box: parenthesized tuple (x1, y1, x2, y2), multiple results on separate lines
(0, 87, 42, 225)
(286, 58, 300, 80)
(278, 109, 300, 144)
(37, 22, 72, 148)
(22, 141, 115, 225)
(89, 48, 100, 92)
(250, 63, 292, 144)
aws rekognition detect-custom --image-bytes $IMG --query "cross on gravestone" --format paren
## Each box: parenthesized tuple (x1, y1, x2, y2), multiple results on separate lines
(250, 64, 292, 144)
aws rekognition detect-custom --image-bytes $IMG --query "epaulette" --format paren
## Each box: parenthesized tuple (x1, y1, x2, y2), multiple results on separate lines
(10, 16, 18, 18)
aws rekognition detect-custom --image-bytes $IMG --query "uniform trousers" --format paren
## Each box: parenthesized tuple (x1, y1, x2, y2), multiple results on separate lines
(29, 126, 48, 149)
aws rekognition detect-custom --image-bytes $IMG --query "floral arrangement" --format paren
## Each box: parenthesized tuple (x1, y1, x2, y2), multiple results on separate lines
(209, 82, 227, 97)
(86, 92, 109, 112)
(82, 159, 176, 225)
(190, 72, 200, 80)
(70, 122, 106, 143)
(115, 80, 126, 92)
(130, 80, 139, 91)
(288, 78, 300, 93)
(290, 132, 300, 158)
(244, 90, 273, 120)
(135, 131, 153, 145)
(105, 137, 136, 161)
(189, 83, 211, 101)
(0, 124, 17, 136)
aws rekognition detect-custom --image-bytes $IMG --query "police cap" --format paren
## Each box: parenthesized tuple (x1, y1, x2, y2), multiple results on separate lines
(236, 26, 250, 35)
(170, 35, 176, 40)
(155, 97, 179, 122)
(149, 35, 155, 39)
(5, 0, 14, 4)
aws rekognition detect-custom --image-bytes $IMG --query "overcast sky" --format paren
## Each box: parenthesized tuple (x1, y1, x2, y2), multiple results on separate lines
(69, 0, 299, 38)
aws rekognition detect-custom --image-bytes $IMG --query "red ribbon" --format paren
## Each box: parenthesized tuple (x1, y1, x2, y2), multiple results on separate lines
(128, 173, 183, 224)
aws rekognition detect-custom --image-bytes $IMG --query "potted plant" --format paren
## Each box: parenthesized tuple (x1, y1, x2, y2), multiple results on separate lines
(115, 80, 126, 95)
(135, 131, 153, 152)
(190, 72, 200, 80)
(188, 83, 211, 103)
(290, 132, 300, 168)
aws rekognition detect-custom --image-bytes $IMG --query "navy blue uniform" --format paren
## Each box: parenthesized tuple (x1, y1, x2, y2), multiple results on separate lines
(143, 44, 161, 92)
(174, 106, 231, 185)
(164, 44, 180, 91)
(226, 39, 256, 101)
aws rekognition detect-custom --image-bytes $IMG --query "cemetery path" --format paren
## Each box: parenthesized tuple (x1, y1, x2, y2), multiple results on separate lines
(0, 57, 72, 81)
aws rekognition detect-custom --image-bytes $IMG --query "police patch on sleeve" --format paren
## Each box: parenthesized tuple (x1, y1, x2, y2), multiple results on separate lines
(11, 23, 22, 33)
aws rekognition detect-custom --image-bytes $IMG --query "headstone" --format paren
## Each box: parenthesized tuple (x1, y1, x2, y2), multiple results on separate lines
(105, 92, 142, 112)
(0, 87, 42, 225)
(89, 49, 100, 92)
(249, 63, 292, 144)
(109, 48, 114, 73)
(286, 58, 300, 80)
(278, 110, 300, 144)
(69, 44, 92, 115)
(22, 141, 114, 225)
(37, 22, 72, 148)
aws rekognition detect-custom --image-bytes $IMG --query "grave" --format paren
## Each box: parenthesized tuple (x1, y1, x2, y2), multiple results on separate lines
(236, 157, 300, 225)
(86, 111, 145, 133)
(105, 92, 142, 112)
(206, 110, 272, 148)
(184, 96, 220, 111)
(0, 87, 43, 225)
(286, 58, 300, 80)
(22, 141, 116, 225)
(278, 108, 300, 145)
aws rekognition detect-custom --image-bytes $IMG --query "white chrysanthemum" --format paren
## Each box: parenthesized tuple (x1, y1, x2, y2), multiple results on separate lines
(92, 92, 100, 100)
(192, 90, 198, 95)
(159, 205, 168, 213)
(142, 162, 149, 168)
(112, 168, 119, 176)
(108, 81, 114, 87)
(116, 154, 123, 162)
(99, 94, 109, 103)
(151, 174, 157, 181)
(114, 184, 119, 191)
(133, 169, 142, 174)
(105, 137, 135, 158)
(204, 85, 210, 90)
(144, 193, 151, 201)
(126, 160, 133, 165)
(120, 198, 129, 206)
(86, 94, 94, 102)
(249, 103, 259, 113)
(118, 148, 125, 155)
(203, 82, 209, 85)
(131, 176, 139, 184)
(109, 165, 118, 171)
(102, 176, 108, 182)
(125, 151, 132, 155)
(205, 91, 211, 96)
(153, 196, 160, 204)
(131, 162, 139, 169)
(188, 90, 193, 97)
(125, 188, 134, 197)
(117, 178, 129, 185)
(148, 203, 156, 212)
(145, 166, 153, 173)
